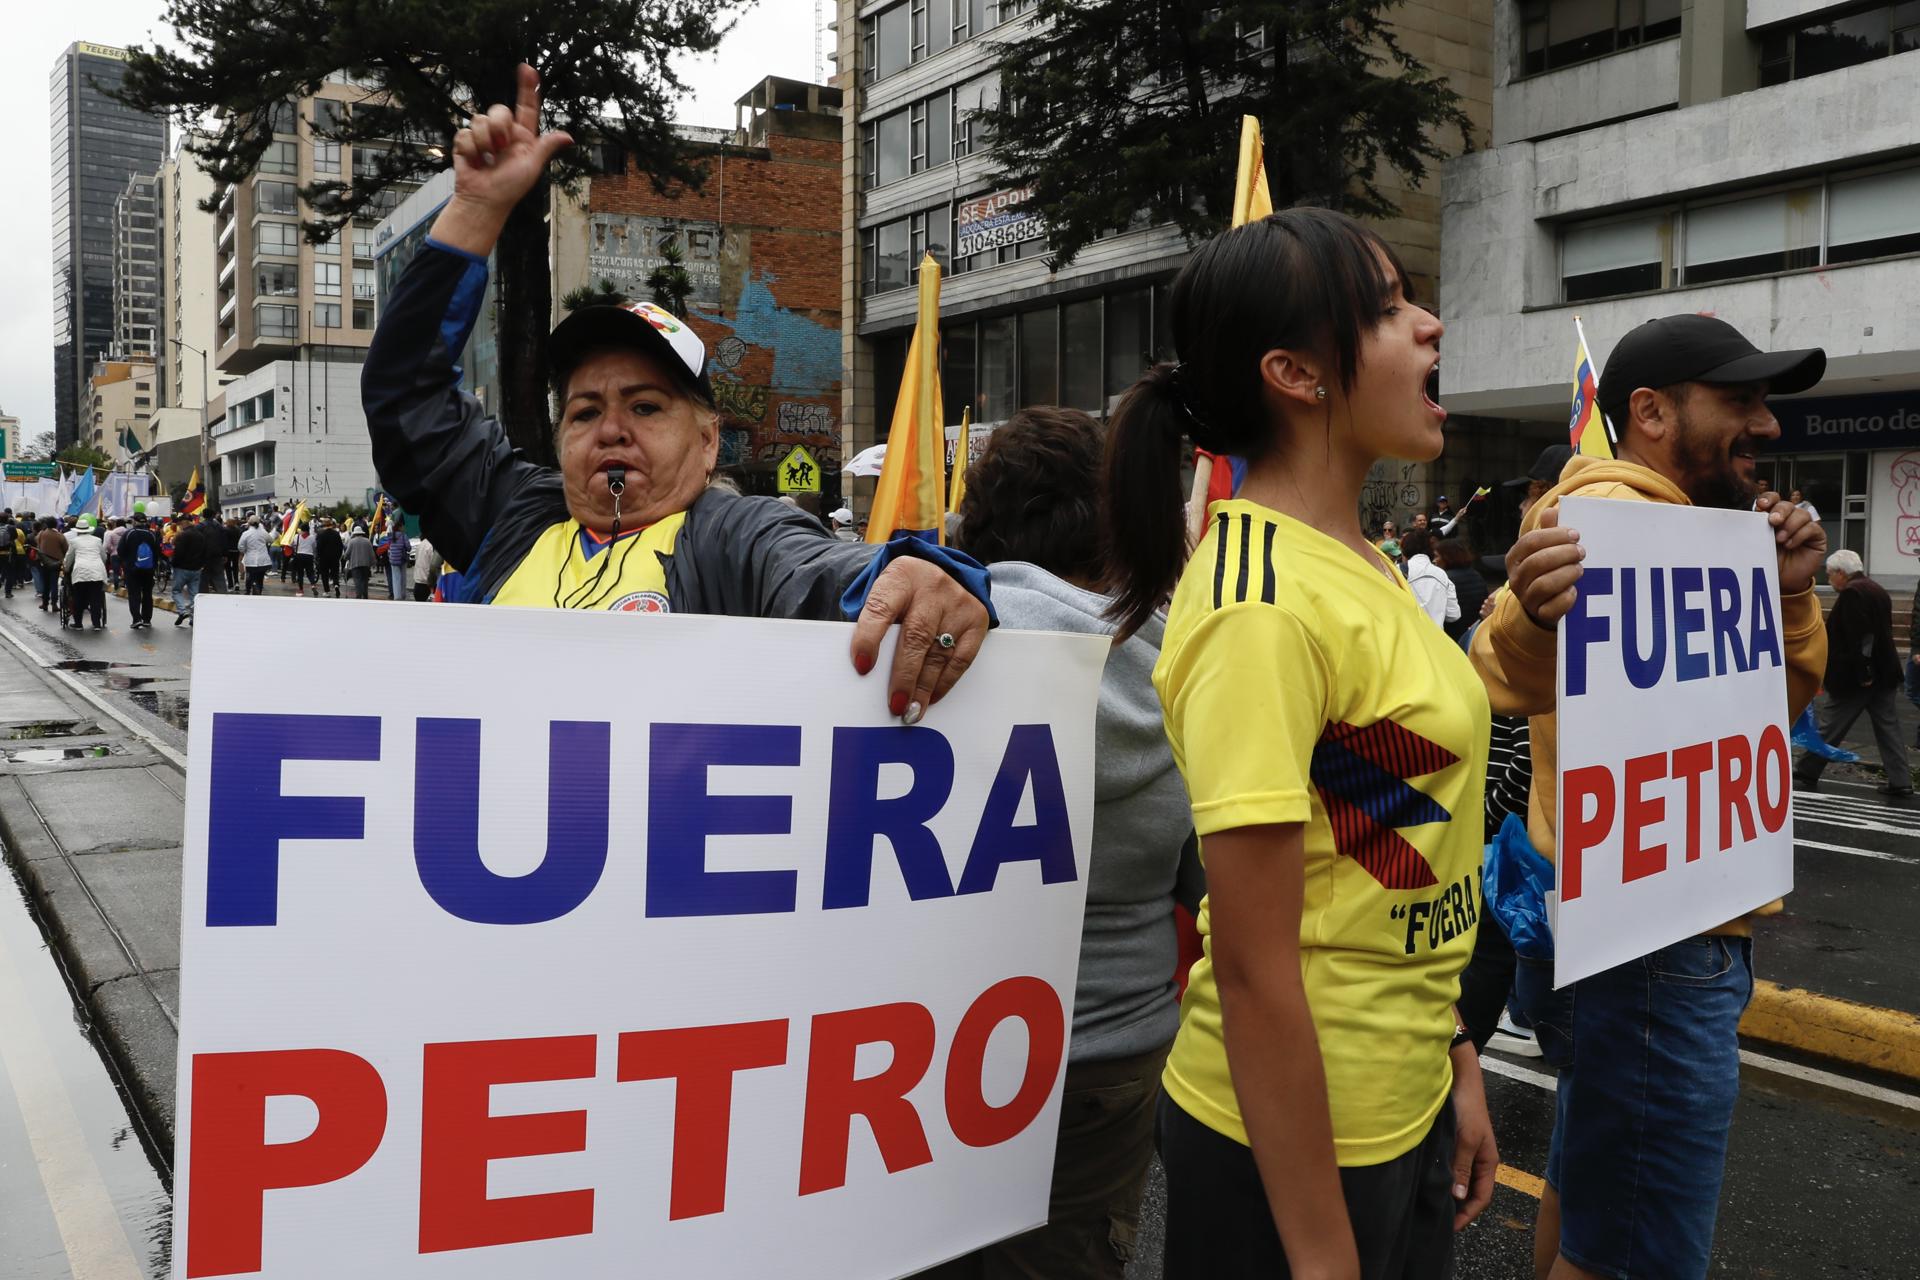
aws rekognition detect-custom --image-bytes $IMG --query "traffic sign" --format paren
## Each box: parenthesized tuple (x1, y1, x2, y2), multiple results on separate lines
(3, 462, 57, 479)
(777, 444, 821, 494)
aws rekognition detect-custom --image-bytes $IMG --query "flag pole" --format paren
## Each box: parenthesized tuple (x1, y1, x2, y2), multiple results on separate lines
(1573, 314, 1617, 445)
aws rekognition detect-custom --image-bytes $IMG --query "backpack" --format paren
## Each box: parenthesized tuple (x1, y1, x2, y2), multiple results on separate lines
(134, 536, 155, 571)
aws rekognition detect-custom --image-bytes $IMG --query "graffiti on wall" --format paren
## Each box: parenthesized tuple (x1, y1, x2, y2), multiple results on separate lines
(775, 402, 834, 438)
(587, 215, 724, 309)
(1893, 451, 1920, 558)
(711, 375, 770, 426)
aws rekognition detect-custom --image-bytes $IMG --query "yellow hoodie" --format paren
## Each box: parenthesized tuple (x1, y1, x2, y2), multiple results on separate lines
(1470, 455, 1827, 935)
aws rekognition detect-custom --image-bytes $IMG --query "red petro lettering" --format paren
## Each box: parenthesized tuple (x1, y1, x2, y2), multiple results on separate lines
(944, 977, 1066, 1148)
(798, 1002, 936, 1195)
(1559, 765, 1616, 902)
(1621, 752, 1668, 883)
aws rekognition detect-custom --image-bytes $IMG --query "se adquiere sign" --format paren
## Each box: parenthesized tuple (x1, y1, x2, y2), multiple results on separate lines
(173, 598, 1106, 1279)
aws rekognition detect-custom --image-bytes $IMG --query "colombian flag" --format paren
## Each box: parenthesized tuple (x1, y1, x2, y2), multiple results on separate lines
(277, 501, 309, 548)
(180, 468, 205, 515)
(1571, 319, 1615, 459)
(866, 254, 947, 545)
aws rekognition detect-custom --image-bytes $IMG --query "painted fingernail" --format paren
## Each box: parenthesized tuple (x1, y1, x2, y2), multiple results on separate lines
(889, 690, 909, 717)
(903, 701, 925, 726)
(854, 651, 874, 676)
(1454, 1183, 1468, 1199)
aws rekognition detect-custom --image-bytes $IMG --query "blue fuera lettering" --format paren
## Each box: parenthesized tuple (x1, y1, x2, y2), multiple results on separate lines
(1706, 567, 1748, 674)
(823, 727, 956, 909)
(1748, 567, 1783, 670)
(957, 725, 1077, 895)
(413, 719, 611, 925)
(1670, 566, 1709, 682)
(1620, 567, 1668, 690)
(648, 723, 801, 917)
(1562, 567, 1615, 697)
(206, 713, 381, 926)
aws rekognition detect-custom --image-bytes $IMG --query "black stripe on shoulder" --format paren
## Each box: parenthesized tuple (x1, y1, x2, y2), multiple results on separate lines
(1235, 512, 1252, 603)
(1211, 511, 1228, 610)
(1261, 520, 1277, 604)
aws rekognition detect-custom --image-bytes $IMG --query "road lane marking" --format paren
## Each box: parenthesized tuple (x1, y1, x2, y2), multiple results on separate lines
(1797, 812, 1920, 838)
(0, 613, 188, 771)
(0, 927, 147, 1279)
(1496, 1164, 1545, 1199)
(1482, 1054, 1560, 1091)
(1738, 1049, 1920, 1113)
(1794, 836, 1920, 865)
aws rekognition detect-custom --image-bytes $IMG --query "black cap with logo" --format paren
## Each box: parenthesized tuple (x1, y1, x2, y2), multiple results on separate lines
(1596, 314, 1825, 428)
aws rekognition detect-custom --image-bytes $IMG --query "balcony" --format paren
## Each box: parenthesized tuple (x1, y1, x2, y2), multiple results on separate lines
(217, 217, 236, 250)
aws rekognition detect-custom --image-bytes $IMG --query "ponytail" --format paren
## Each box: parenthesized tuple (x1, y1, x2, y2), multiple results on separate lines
(1101, 364, 1191, 638)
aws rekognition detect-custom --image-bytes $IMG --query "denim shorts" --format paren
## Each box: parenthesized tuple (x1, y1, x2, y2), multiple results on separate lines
(1545, 935, 1753, 1280)
(1511, 952, 1576, 1069)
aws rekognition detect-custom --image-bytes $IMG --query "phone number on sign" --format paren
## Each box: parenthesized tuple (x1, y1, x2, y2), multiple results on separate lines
(957, 220, 1045, 258)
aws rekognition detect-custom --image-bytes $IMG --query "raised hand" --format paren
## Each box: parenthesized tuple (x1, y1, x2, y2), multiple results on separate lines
(1754, 490, 1827, 595)
(431, 63, 573, 257)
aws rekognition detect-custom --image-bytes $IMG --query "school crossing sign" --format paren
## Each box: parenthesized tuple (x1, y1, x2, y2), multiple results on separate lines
(1552, 498, 1796, 987)
(172, 599, 1106, 1279)
(778, 445, 822, 494)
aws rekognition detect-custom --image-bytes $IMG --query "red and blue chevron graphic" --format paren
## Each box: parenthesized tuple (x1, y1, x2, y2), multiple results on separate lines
(1310, 719, 1459, 890)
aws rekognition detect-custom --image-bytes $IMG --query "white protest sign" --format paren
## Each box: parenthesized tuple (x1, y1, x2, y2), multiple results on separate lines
(1553, 497, 1795, 987)
(174, 596, 1106, 1280)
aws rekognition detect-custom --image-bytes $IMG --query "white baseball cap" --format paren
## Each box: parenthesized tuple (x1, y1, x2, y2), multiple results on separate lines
(829, 507, 854, 524)
(549, 300, 714, 404)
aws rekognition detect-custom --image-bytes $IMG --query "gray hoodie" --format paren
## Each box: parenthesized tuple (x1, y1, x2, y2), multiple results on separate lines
(989, 561, 1202, 1064)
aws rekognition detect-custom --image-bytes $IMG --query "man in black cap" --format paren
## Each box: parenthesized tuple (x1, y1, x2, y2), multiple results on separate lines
(1471, 314, 1831, 1280)
(1503, 443, 1575, 521)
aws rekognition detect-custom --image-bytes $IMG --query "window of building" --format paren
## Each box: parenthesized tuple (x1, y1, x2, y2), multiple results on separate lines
(1562, 212, 1672, 300)
(877, 110, 909, 187)
(876, 4, 911, 80)
(255, 219, 298, 255)
(315, 231, 339, 256)
(1682, 186, 1821, 284)
(255, 180, 297, 216)
(979, 314, 1017, 422)
(1019, 307, 1058, 406)
(314, 261, 341, 296)
(353, 300, 374, 329)
(255, 262, 298, 297)
(260, 140, 297, 175)
(134, 396, 151, 407)
(256, 304, 298, 339)
(267, 100, 296, 135)
(943, 322, 977, 425)
(353, 266, 376, 298)
(1519, 0, 1681, 76)
(954, 75, 1000, 157)
(352, 225, 375, 259)
(315, 302, 341, 329)
(866, 218, 911, 294)
(1827, 167, 1920, 262)
(907, 206, 950, 282)
(313, 140, 341, 174)
(1759, 1, 1919, 85)
(1061, 299, 1102, 411)
(312, 98, 347, 135)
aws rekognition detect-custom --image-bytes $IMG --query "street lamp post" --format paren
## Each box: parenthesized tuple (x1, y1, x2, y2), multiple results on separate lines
(168, 338, 211, 511)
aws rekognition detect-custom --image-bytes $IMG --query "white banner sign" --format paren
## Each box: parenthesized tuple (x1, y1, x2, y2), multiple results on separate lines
(1553, 498, 1795, 987)
(175, 597, 1106, 1279)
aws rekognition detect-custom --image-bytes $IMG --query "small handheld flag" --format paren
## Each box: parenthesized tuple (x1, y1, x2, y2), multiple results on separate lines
(948, 407, 972, 515)
(867, 254, 947, 544)
(180, 468, 206, 515)
(1571, 317, 1615, 459)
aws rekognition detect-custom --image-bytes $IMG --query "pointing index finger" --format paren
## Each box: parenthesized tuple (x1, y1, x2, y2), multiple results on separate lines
(516, 62, 541, 134)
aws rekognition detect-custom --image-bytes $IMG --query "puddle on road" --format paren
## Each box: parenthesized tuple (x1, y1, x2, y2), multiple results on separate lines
(3, 720, 101, 740)
(124, 690, 191, 733)
(4, 745, 122, 764)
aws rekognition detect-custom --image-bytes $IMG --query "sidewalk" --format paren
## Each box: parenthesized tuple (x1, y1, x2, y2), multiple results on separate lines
(112, 566, 415, 614)
(0, 638, 182, 1146)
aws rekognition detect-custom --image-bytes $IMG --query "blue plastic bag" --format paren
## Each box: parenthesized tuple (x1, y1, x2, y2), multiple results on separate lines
(1483, 812, 1555, 960)
(1791, 705, 1859, 763)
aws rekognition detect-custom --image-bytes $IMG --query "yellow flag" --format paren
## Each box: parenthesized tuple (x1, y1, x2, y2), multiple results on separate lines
(1571, 317, 1615, 460)
(277, 501, 309, 548)
(867, 255, 947, 545)
(1231, 115, 1274, 228)
(948, 407, 972, 515)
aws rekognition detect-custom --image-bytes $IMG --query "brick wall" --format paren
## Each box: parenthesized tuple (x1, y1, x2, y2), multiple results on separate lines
(587, 129, 846, 504)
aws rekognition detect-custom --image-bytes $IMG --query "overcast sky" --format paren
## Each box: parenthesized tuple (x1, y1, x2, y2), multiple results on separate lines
(0, 0, 821, 442)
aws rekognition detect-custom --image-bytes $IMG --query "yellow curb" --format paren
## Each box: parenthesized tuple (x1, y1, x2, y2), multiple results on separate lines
(1740, 979, 1920, 1083)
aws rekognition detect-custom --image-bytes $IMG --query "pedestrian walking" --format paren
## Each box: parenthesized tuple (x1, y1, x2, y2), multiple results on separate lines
(315, 519, 343, 597)
(1795, 549, 1912, 795)
(1100, 208, 1497, 1277)
(170, 512, 211, 625)
(292, 524, 316, 596)
(1477, 313, 1828, 1280)
(6, 514, 25, 595)
(103, 518, 126, 590)
(410, 536, 440, 601)
(119, 512, 162, 629)
(1436, 538, 1487, 642)
(345, 523, 375, 599)
(239, 518, 274, 595)
(923, 407, 1201, 1280)
(61, 515, 108, 630)
(223, 517, 242, 590)
(385, 521, 410, 600)
(34, 518, 67, 613)
(0, 509, 16, 599)
(1401, 526, 1459, 628)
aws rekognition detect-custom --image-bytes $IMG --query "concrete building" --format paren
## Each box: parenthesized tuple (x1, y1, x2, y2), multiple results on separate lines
(837, 0, 1495, 528)
(111, 172, 161, 368)
(0, 411, 20, 464)
(149, 140, 228, 496)
(50, 42, 168, 447)
(1442, 0, 1920, 584)
(211, 74, 414, 514)
(88, 360, 157, 454)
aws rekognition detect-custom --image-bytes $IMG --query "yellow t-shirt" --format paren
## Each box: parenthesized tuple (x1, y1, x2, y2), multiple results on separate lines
(1156, 500, 1489, 1166)
(489, 513, 687, 612)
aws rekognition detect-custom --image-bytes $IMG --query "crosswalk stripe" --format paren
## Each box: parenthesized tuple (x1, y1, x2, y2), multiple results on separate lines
(0, 932, 145, 1280)
(1795, 836, 1920, 865)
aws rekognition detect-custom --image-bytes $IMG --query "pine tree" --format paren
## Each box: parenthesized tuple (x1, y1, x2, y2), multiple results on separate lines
(116, 0, 742, 466)
(981, 0, 1475, 267)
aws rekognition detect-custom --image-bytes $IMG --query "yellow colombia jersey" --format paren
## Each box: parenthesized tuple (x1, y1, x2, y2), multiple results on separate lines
(489, 512, 688, 612)
(1156, 499, 1490, 1166)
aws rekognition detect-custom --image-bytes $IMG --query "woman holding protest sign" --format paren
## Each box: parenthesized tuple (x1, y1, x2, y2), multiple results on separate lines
(363, 66, 990, 720)
(926, 406, 1202, 1279)
(1101, 209, 1497, 1278)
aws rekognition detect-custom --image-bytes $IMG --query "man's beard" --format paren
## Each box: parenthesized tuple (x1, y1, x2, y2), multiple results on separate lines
(1674, 406, 1758, 511)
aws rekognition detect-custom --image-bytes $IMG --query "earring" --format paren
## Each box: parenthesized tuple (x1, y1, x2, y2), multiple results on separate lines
(1315, 385, 1328, 401)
